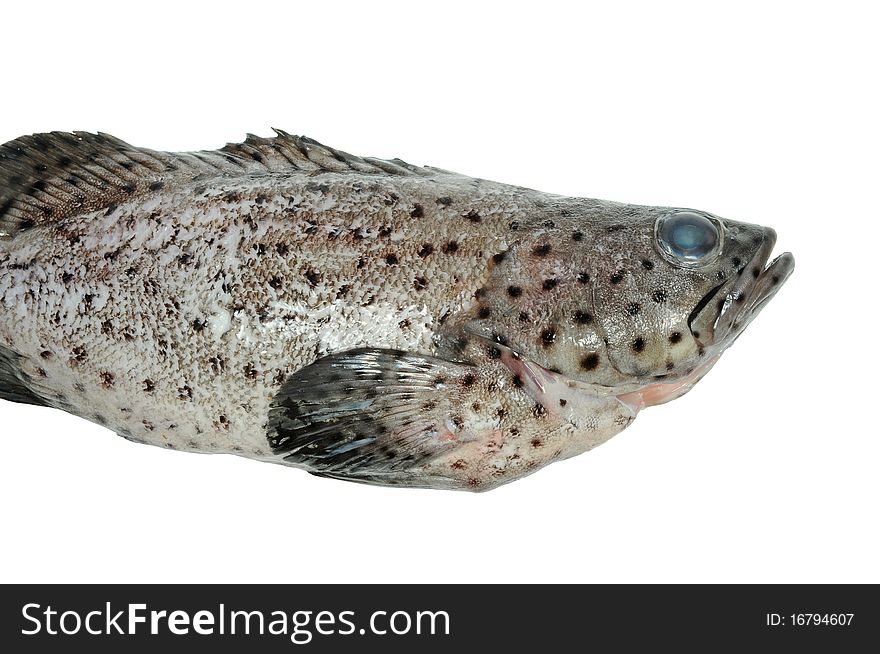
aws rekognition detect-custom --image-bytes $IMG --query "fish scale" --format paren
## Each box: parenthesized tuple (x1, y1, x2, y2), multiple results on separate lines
(0, 131, 793, 490)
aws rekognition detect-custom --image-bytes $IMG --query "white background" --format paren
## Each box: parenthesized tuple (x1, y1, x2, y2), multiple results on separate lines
(1, 1, 877, 583)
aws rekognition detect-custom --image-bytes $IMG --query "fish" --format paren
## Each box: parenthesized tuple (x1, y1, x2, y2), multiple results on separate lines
(0, 130, 794, 491)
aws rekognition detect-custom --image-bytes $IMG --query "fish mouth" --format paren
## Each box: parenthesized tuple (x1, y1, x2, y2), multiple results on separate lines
(619, 232, 794, 413)
(693, 229, 795, 350)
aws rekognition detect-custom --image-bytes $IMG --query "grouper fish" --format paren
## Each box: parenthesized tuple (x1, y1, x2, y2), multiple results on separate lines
(0, 131, 794, 491)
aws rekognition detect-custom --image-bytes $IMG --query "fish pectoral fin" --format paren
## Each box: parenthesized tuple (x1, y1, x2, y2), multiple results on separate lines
(267, 348, 480, 483)
(0, 345, 49, 407)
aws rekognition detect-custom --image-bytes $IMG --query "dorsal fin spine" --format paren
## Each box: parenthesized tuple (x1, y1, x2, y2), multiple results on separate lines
(1, 130, 436, 239)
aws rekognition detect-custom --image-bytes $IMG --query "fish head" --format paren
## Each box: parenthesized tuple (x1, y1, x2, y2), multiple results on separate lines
(465, 202, 794, 410)
(588, 207, 795, 386)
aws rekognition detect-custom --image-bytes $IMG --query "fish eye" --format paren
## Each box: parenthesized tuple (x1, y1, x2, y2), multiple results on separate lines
(655, 211, 721, 266)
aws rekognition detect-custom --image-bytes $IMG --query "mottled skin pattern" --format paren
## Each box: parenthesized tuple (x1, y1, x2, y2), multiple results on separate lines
(0, 132, 793, 490)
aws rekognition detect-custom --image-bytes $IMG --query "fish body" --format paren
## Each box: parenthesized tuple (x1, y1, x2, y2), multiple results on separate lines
(0, 131, 794, 490)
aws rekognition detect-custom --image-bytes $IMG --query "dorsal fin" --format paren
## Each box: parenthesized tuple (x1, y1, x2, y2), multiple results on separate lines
(0, 130, 432, 238)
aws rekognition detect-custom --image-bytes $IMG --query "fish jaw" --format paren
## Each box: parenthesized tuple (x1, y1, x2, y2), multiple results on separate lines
(615, 353, 721, 414)
(499, 335, 722, 425)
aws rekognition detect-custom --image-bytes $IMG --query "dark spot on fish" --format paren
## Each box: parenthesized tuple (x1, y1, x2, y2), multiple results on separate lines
(641, 259, 654, 270)
(632, 337, 646, 353)
(451, 459, 468, 470)
(771, 275, 780, 285)
(627, 302, 642, 316)
(542, 278, 558, 291)
(464, 210, 481, 223)
(503, 285, 522, 299)
(414, 276, 428, 290)
(512, 374, 523, 388)
(533, 403, 547, 418)
(732, 256, 742, 267)
(462, 373, 477, 387)
(478, 306, 491, 319)
(716, 270, 727, 281)
(40, 350, 52, 360)
(418, 243, 434, 258)
(572, 231, 584, 242)
(531, 438, 543, 448)
(492, 251, 507, 264)
(178, 385, 193, 400)
(436, 196, 453, 206)
(518, 311, 530, 323)
(698, 345, 706, 357)
(580, 353, 600, 370)
(276, 243, 289, 256)
(385, 254, 399, 266)
(192, 319, 206, 332)
(610, 270, 624, 284)
(378, 226, 392, 238)
(423, 400, 437, 411)
(487, 345, 501, 359)
(472, 401, 482, 412)
(61, 272, 73, 284)
(752, 267, 761, 279)
(71, 346, 87, 363)
(304, 269, 321, 286)
(143, 379, 155, 393)
(149, 180, 165, 191)
(508, 220, 520, 230)
(652, 289, 667, 303)
(532, 243, 552, 257)
(574, 310, 592, 324)
(410, 204, 424, 218)
(577, 272, 590, 284)
(474, 287, 487, 300)
(692, 330, 701, 339)
(442, 241, 459, 254)
(268, 275, 283, 290)
(244, 363, 258, 380)
(100, 372, 115, 388)
(666, 360, 675, 371)
(540, 326, 556, 346)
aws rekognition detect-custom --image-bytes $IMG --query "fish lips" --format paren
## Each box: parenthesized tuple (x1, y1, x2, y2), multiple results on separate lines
(689, 229, 795, 349)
